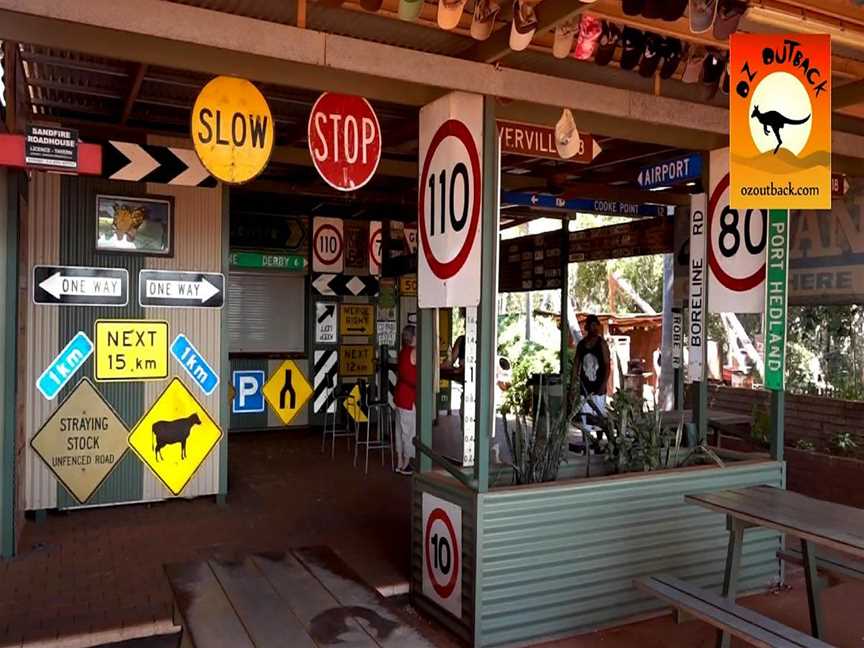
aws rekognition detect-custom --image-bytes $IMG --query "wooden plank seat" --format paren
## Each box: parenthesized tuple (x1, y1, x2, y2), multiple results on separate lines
(634, 575, 832, 648)
(165, 546, 435, 648)
(779, 547, 864, 584)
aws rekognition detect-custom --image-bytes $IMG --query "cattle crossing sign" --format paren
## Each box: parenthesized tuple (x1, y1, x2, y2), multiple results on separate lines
(128, 377, 223, 496)
(263, 360, 312, 425)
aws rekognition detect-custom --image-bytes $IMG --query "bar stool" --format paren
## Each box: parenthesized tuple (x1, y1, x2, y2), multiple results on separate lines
(322, 384, 357, 459)
(354, 382, 394, 474)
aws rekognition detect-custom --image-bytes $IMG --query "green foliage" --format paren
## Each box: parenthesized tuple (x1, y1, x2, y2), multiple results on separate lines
(830, 431, 859, 456)
(794, 438, 816, 451)
(499, 341, 558, 417)
(750, 404, 770, 446)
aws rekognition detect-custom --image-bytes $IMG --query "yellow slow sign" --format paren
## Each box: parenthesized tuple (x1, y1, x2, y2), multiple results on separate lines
(191, 76, 274, 184)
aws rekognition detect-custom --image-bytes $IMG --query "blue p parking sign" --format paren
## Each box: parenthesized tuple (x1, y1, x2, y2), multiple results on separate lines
(232, 370, 265, 414)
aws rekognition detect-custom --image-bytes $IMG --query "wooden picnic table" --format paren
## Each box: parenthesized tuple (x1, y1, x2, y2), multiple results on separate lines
(165, 546, 436, 648)
(686, 485, 864, 647)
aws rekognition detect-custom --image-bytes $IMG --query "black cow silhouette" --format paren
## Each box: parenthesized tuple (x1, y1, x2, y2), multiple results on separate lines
(152, 413, 201, 461)
(751, 105, 811, 154)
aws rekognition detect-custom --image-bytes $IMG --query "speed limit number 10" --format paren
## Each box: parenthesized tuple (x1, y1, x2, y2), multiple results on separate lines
(421, 493, 462, 618)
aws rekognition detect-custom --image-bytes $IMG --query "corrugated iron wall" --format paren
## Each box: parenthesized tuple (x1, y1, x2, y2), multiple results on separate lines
(474, 461, 785, 647)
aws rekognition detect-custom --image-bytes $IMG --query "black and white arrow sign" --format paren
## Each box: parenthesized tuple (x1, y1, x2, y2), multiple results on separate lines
(33, 265, 128, 306)
(103, 141, 217, 187)
(138, 270, 224, 308)
(312, 274, 379, 297)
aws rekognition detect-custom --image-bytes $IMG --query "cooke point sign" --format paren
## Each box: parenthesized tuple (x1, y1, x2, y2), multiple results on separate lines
(191, 76, 274, 184)
(308, 92, 382, 191)
(729, 34, 831, 210)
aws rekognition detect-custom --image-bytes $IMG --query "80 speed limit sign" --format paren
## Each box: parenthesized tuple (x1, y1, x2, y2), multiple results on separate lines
(422, 492, 462, 618)
(418, 92, 483, 308)
(707, 148, 767, 314)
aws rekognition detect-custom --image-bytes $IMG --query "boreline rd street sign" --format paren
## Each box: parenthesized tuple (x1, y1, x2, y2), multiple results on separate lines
(688, 194, 707, 383)
(139, 270, 224, 308)
(33, 265, 128, 307)
(637, 153, 702, 190)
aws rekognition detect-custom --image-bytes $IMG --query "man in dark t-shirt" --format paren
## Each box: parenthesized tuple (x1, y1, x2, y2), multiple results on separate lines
(571, 314, 611, 420)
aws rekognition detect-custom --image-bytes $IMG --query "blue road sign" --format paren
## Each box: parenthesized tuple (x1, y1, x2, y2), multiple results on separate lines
(36, 331, 94, 400)
(170, 334, 219, 396)
(637, 153, 702, 190)
(232, 370, 265, 414)
(500, 192, 667, 217)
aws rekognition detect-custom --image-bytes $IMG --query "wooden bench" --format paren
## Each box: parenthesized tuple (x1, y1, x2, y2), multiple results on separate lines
(166, 546, 435, 648)
(634, 575, 832, 648)
(779, 546, 864, 585)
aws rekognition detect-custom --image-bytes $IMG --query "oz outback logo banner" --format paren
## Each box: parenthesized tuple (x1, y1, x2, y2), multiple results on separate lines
(729, 34, 831, 210)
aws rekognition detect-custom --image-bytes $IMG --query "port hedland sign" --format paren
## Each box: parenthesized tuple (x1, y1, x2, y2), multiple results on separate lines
(496, 120, 600, 164)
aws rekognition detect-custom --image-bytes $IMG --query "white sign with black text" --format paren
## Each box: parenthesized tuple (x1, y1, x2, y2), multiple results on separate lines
(25, 125, 78, 170)
(418, 92, 483, 307)
(315, 302, 338, 344)
(671, 309, 683, 370)
(422, 492, 462, 619)
(462, 306, 478, 467)
(689, 194, 707, 383)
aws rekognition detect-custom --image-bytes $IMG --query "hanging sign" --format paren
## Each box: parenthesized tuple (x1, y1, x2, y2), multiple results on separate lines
(763, 210, 790, 391)
(369, 221, 383, 276)
(688, 194, 707, 383)
(30, 378, 129, 504)
(404, 223, 418, 254)
(94, 320, 169, 382)
(497, 120, 600, 163)
(262, 360, 313, 425)
(33, 265, 128, 307)
(422, 493, 462, 618)
(377, 321, 397, 347)
(191, 75, 274, 184)
(312, 273, 378, 297)
(344, 220, 369, 275)
(139, 270, 224, 309)
(128, 378, 223, 496)
(36, 331, 94, 401)
(418, 92, 483, 308)
(462, 307, 478, 467)
(671, 309, 683, 370)
(315, 302, 338, 344)
(707, 148, 767, 314)
(229, 251, 305, 271)
(637, 153, 702, 190)
(170, 334, 219, 396)
(340, 304, 375, 336)
(500, 192, 666, 218)
(25, 125, 78, 170)
(339, 345, 375, 376)
(312, 217, 344, 273)
(729, 34, 831, 210)
(232, 370, 265, 414)
(831, 173, 849, 198)
(308, 92, 382, 191)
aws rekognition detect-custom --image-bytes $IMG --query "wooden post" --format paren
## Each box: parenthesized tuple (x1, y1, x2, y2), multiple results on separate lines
(417, 308, 435, 473)
(560, 216, 570, 415)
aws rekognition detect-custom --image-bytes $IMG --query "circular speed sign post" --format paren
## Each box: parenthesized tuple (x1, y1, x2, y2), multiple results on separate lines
(421, 493, 462, 618)
(312, 217, 344, 273)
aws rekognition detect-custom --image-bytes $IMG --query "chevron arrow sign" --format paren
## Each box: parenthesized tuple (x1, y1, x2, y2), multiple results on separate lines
(312, 274, 379, 297)
(102, 141, 217, 187)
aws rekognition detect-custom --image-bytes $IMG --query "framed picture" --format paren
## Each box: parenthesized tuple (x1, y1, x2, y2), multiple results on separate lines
(96, 194, 173, 256)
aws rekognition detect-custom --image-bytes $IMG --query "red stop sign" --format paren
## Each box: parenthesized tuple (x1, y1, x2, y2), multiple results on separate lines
(308, 92, 382, 192)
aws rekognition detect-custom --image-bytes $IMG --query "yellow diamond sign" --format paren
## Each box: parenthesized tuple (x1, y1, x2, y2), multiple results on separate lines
(128, 377, 222, 496)
(343, 384, 368, 423)
(30, 378, 129, 504)
(263, 360, 312, 425)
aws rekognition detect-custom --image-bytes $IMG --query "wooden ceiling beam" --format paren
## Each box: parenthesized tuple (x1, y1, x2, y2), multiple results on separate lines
(834, 79, 864, 110)
(120, 63, 147, 125)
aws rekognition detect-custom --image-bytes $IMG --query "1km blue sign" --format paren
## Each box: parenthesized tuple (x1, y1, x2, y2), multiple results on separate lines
(37, 331, 94, 400)
(170, 334, 218, 396)
(638, 153, 703, 190)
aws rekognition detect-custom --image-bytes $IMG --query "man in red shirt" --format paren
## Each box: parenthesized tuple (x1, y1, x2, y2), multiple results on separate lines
(394, 325, 417, 475)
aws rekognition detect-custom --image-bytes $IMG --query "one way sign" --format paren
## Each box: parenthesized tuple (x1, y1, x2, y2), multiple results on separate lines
(33, 265, 128, 306)
(139, 270, 224, 309)
(262, 360, 312, 425)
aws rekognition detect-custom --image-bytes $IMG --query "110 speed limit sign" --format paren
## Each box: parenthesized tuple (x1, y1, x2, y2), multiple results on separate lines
(707, 148, 766, 314)
(312, 217, 344, 274)
(422, 493, 462, 618)
(418, 92, 483, 308)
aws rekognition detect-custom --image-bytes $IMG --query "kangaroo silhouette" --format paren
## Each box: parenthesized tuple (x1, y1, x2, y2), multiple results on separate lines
(751, 105, 811, 155)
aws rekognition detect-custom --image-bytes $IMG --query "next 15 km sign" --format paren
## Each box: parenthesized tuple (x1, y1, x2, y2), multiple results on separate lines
(418, 92, 483, 308)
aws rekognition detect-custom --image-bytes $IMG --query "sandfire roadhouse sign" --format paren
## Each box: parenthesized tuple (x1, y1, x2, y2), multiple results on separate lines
(418, 92, 483, 308)
(191, 75, 274, 185)
(139, 269, 224, 309)
(729, 34, 831, 210)
(308, 92, 382, 192)
(25, 125, 78, 171)
(422, 492, 462, 618)
(312, 216, 345, 273)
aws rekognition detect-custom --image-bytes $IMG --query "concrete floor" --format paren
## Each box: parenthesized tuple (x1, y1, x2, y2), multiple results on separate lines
(1, 430, 863, 648)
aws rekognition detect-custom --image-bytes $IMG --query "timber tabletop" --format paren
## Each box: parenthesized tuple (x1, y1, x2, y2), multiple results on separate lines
(165, 546, 436, 648)
(686, 486, 864, 560)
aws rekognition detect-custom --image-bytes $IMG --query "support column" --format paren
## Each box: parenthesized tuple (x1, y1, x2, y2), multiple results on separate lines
(560, 216, 570, 415)
(693, 154, 710, 445)
(473, 96, 500, 493)
(417, 308, 435, 473)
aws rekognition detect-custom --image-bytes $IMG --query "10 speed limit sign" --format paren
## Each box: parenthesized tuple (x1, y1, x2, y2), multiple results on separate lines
(422, 493, 462, 618)
(312, 216, 344, 273)
(418, 92, 483, 308)
(707, 148, 766, 314)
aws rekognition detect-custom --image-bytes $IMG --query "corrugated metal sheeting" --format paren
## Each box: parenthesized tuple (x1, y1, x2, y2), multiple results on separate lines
(475, 461, 785, 647)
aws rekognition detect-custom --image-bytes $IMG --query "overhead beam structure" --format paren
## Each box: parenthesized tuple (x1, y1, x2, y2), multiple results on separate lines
(835, 79, 864, 110)
(1, 0, 864, 167)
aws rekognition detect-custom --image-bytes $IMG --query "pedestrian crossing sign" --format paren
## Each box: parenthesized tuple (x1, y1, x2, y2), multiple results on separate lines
(263, 360, 312, 425)
(128, 377, 222, 496)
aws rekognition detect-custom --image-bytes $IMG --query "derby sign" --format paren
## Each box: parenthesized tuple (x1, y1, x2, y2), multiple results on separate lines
(192, 76, 274, 184)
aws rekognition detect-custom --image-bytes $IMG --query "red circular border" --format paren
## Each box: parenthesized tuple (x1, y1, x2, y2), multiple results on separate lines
(369, 226, 382, 267)
(707, 173, 766, 292)
(312, 223, 344, 266)
(418, 120, 482, 280)
(424, 507, 460, 599)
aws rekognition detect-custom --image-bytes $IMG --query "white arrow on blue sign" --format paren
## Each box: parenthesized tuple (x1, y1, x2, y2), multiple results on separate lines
(637, 153, 703, 190)
(36, 331, 94, 400)
(170, 334, 219, 395)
